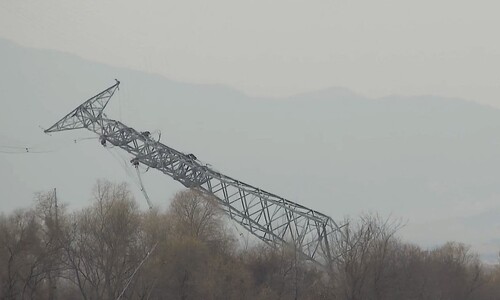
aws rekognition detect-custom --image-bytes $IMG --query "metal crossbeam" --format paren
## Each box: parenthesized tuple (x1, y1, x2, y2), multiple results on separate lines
(45, 81, 344, 265)
(45, 80, 120, 133)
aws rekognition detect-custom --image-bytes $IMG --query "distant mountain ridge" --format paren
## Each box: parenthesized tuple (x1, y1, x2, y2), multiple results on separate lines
(1, 37, 500, 261)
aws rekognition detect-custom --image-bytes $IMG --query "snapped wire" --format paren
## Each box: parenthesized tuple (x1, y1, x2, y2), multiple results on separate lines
(131, 159, 153, 210)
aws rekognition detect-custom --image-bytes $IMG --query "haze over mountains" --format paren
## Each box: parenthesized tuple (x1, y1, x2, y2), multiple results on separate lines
(1, 38, 500, 261)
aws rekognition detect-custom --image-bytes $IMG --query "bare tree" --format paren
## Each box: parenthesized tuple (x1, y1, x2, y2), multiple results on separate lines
(61, 180, 143, 300)
(330, 213, 403, 300)
(33, 190, 68, 300)
(428, 242, 486, 300)
(5, 184, 500, 299)
(167, 190, 223, 241)
(0, 209, 48, 299)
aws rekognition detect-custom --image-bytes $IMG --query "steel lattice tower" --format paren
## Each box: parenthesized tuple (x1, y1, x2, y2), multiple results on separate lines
(45, 80, 345, 266)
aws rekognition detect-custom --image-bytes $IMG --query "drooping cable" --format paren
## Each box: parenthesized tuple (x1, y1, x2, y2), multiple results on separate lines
(105, 147, 142, 188)
(0, 136, 98, 154)
(134, 164, 153, 210)
(116, 241, 159, 300)
(105, 147, 154, 209)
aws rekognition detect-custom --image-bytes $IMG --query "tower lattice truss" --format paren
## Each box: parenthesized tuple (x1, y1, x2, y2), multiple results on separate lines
(45, 80, 345, 266)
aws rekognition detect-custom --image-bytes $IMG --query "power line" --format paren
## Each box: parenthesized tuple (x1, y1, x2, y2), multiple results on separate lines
(0, 136, 98, 154)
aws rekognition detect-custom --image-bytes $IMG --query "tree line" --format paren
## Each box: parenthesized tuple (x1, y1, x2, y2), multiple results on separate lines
(1, 180, 500, 299)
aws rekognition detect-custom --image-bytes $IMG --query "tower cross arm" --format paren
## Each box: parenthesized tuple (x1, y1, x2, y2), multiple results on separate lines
(44, 80, 120, 133)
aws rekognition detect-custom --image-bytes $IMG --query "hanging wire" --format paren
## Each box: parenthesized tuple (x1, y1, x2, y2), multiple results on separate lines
(135, 165, 153, 210)
(105, 147, 154, 209)
(105, 147, 141, 187)
(119, 89, 123, 122)
(116, 241, 159, 300)
(0, 149, 54, 154)
(0, 136, 99, 155)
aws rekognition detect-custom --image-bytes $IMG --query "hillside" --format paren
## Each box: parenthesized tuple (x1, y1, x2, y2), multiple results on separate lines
(1, 38, 500, 261)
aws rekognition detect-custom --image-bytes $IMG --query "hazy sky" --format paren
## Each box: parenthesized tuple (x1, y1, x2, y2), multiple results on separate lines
(1, 0, 500, 106)
(3, 2, 500, 261)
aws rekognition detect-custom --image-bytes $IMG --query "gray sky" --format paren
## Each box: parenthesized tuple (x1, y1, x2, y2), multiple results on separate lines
(2, 1, 500, 261)
(1, 0, 500, 106)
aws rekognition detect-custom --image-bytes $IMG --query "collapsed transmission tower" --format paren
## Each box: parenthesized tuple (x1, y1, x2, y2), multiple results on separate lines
(45, 80, 344, 266)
